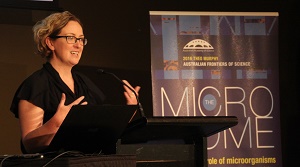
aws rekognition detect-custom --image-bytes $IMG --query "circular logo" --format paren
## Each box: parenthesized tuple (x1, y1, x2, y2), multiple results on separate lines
(203, 94, 217, 111)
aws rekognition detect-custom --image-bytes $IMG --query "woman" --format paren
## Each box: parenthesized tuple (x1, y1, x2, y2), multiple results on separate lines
(10, 11, 140, 154)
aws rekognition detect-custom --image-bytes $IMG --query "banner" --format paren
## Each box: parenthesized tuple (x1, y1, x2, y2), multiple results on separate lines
(150, 11, 281, 166)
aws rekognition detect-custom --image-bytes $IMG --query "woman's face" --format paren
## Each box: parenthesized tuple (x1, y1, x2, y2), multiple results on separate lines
(50, 20, 85, 67)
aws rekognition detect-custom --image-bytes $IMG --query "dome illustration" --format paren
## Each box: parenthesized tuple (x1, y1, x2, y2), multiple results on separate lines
(183, 39, 214, 50)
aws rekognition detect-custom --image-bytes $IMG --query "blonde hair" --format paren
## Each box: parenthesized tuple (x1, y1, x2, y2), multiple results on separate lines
(32, 11, 83, 59)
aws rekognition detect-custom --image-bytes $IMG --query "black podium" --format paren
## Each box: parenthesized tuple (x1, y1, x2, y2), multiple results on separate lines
(118, 116, 238, 167)
(0, 109, 237, 167)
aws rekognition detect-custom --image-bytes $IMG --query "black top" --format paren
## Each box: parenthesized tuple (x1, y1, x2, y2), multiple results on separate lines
(10, 62, 105, 153)
(10, 62, 106, 123)
(10, 62, 106, 153)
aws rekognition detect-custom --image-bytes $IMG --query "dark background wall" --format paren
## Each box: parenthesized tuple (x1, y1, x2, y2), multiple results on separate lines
(0, 0, 298, 166)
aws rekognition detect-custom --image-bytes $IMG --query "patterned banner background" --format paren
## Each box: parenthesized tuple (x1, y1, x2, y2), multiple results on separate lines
(150, 11, 281, 166)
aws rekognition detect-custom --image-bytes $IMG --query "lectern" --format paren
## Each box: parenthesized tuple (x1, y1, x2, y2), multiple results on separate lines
(118, 116, 238, 167)
(48, 104, 138, 154)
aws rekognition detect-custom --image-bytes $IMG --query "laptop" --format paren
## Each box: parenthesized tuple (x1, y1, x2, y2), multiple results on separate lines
(47, 104, 138, 154)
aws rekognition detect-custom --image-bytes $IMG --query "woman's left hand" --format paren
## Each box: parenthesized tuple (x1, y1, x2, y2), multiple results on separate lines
(122, 80, 141, 105)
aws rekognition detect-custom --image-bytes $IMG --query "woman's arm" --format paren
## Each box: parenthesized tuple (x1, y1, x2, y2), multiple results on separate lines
(18, 93, 86, 153)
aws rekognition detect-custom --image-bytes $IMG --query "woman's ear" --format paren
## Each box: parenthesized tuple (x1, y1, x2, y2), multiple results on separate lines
(45, 37, 54, 51)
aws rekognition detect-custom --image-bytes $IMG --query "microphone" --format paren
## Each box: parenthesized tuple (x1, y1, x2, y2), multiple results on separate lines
(96, 69, 147, 122)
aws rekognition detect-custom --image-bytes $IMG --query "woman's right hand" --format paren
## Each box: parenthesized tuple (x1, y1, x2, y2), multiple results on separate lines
(54, 93, 87, 126)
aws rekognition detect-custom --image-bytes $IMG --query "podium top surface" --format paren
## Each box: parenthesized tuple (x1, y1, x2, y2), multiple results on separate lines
(147, 116, 237, 125)
(122, 116, 238, 143)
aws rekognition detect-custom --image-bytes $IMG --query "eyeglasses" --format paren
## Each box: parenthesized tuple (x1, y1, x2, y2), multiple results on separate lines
(50, 36, 88, 46)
